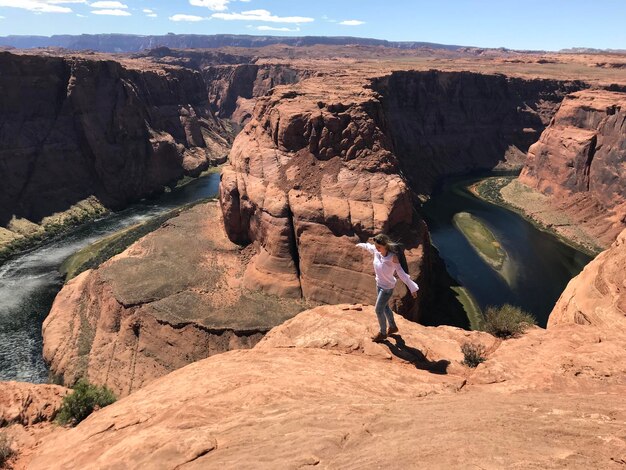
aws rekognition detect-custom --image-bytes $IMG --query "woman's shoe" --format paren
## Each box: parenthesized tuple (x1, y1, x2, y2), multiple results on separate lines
(371, 332, 386, 343)
(387, 325, 399, 335)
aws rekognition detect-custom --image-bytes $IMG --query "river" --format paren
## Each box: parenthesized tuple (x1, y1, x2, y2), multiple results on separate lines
(0, 174, 221, 383)
(422, 175, 592, 327)
(0, 172, 593, 382)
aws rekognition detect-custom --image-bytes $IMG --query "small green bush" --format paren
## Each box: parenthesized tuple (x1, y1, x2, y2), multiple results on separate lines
(484, 304, 537, 339)
(0, 431, 14, 468)
(461, 342, 487, 368)
(56, 380, 116, 426)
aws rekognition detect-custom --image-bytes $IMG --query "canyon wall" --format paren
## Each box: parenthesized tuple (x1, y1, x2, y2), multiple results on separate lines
(371, 71, 585, 193)
(519, 89, 626, 246)
(0, 51, 231, 227)
(219, 76, 430, 321)
(203, 63, 311, 124)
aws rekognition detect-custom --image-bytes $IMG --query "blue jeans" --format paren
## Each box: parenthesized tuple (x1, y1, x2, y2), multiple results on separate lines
(375, 286, 396, 334)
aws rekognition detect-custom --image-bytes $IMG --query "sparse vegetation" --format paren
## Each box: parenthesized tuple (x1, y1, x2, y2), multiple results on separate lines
(452, 212, 507, 270)
(56, 380, 116, 427)
(0, 432, 14, 468)
(483, 304, 537, 339)
(461, 342, 487, 368)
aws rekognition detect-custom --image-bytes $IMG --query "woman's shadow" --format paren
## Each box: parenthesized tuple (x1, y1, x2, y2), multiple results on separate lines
(382, 334, 450, 374)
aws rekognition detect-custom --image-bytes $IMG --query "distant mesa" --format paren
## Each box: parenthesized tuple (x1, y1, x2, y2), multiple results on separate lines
(0, 33, 466, 53)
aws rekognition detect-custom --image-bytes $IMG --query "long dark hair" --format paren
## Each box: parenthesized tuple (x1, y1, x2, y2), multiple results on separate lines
(372, 233, 409, 274)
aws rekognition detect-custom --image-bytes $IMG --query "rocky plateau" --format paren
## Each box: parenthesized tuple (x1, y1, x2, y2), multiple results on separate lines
(1, 44, 626, 468)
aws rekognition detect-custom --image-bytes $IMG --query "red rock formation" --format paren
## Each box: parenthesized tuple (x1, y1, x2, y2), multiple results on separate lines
(203, 63, 311, 124)
(0, 382, 68, 426)
(27, 304, 626, 469)
(371, 70, 585, 194)
(548, 228, 626, 333)
(220, 78, 429, 320)
(520, 89, 626, 246)
(0, 51, 231, 227)
(42, 202, 307, 397)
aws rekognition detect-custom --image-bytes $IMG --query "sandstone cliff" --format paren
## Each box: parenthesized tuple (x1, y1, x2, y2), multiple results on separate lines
(27, 300, 626, 469)
(0, 51, 231, 228)
(371, 70, 585, 194)
(548, 228, 626, 333)
(203, 62, 310, 124)
(219, 77, 430, 320)
(519, 89, 626, 246)
(219, 70, 587, 319)
(42, 202, 308, 397)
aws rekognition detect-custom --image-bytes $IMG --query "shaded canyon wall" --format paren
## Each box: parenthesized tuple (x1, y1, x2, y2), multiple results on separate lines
(371, 70, 586, 194)
(0, 51, 232, 227)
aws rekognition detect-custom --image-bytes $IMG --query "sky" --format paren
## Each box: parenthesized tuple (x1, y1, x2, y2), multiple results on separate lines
(0, 0, 625, 51)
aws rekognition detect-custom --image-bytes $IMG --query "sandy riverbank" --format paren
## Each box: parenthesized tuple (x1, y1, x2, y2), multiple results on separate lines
(470, 177, 603, 256)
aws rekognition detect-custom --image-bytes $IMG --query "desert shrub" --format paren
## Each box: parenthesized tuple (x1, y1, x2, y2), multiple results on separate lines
(461, 342, 487, 368)
(484, 304, 537, 339)
(56, 380, 116, 426)
(0, 432, 14, 468)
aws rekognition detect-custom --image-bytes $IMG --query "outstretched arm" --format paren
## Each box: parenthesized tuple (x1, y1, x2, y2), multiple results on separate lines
(355, 242, 377, 254)
(392, 256, 419, 296)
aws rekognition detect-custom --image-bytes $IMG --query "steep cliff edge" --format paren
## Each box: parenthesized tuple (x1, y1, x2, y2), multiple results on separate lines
(219, 70, 586, 319)
(519, 89, 626, 247)
(219, 76, 429, 320)
(203, 63, 311, 124)
(371, 70, 585, 194)
(548, 228, 626, 333)
(42, 202, 309, 397)
(27, 300, 626, 469)
(0, 51, 231, 229)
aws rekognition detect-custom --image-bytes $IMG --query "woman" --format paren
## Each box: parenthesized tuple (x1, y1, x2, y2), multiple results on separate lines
(356, 234, 419, 342)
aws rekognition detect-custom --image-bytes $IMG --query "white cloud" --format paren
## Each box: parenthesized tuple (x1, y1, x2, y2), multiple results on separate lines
(76, 13, 86, 16)
(240, 0, 251, 2)
(0, 14, 4, 18)
(90, 1, 127, 8)
(0, 0, 73, 13)
(212, 9, 313, 23)
(189, 0, 229, 11)
(143, 8, 153, 13)
(147, 13, 156, 17)
(169, 13, 204, 21)
(339, 20, 365, 26)
(256, 25, 299, 32)
(91, 8, 130, 15)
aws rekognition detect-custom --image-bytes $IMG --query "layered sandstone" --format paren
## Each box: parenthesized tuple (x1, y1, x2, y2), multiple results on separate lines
(28, 303, 626, 469)
(0, 382, 68, 426)
(0, 382, 70, 470)
(219, 77, 429, 320)
(42, 202, 308, 397)
(203, 63, 309, 124)
(519, 89, 626, 247)
(548, 228, 626, 333)
(0, 51, 231, 228)
(371, 70, 585, 193)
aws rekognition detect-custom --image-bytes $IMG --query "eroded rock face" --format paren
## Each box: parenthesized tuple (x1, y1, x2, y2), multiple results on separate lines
(203, 63, 310, 124)
(28, 305, 626, 469)
(0, 382, 68, 426)
(220, 79, 429, 320)
(371, 70, 585, 194)
(42, 202, 307, 397)
(548, 228, 626, 333)
(520, 89, 626, 246)
(0, 51, 231, 227)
